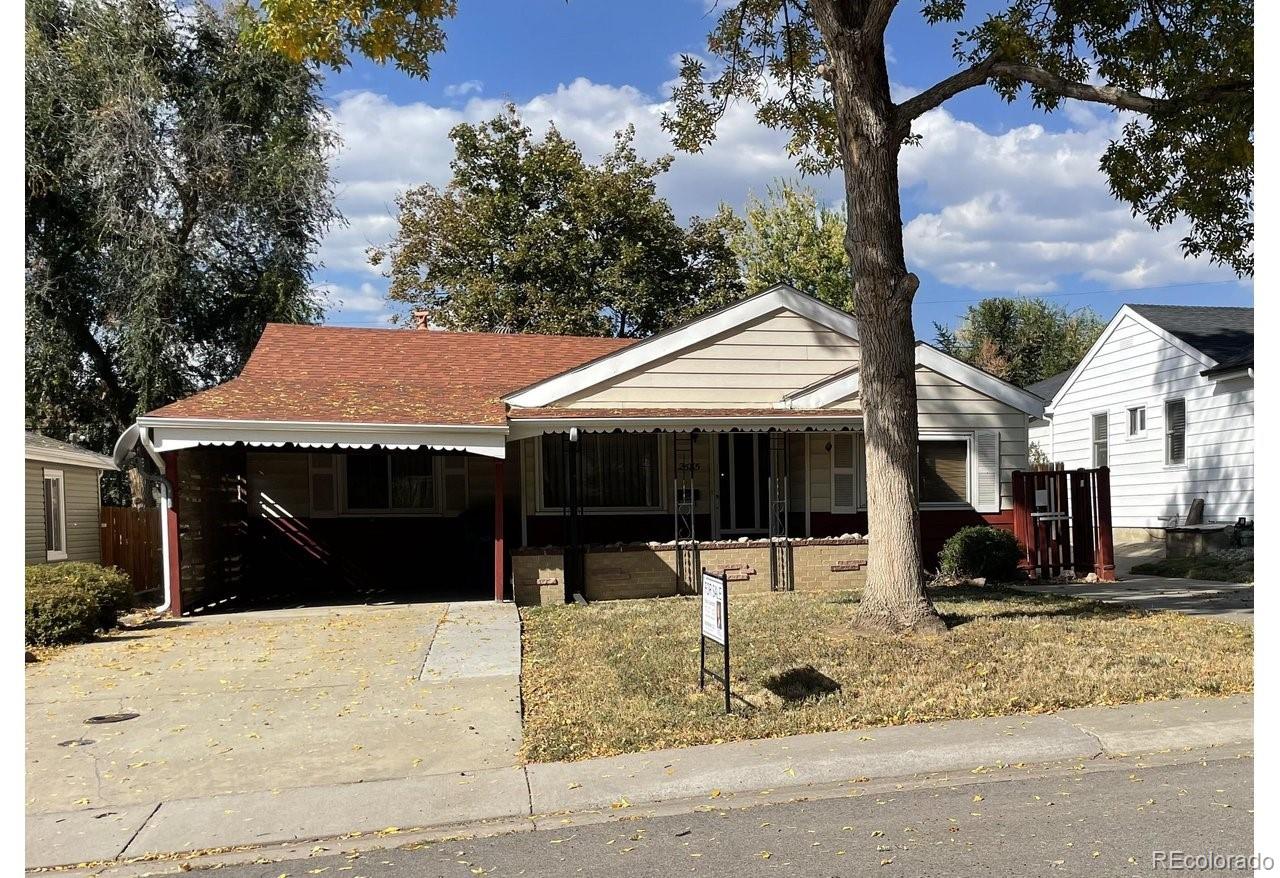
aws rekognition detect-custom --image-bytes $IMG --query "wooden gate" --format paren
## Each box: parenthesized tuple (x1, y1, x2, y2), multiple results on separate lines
(100, 506, 163, 598)
(1011, 465, 1115, 581)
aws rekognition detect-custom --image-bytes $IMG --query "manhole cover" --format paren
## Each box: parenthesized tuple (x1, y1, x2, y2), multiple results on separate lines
(58, 739, 95, 747)
(84, 713, 139, 725)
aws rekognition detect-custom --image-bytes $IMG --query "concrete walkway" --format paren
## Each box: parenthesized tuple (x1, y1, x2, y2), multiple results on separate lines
(1016, 542, 1254, 624)
(25, 694, 1252, 870)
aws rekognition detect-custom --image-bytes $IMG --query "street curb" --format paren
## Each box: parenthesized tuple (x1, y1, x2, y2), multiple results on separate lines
(26, 695, 1253, 872)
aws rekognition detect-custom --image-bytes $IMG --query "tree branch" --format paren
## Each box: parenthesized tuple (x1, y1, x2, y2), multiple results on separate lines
(895, 57, 1250, 132)
(892, 58, 997, 127)
(864, 0, 900, 36)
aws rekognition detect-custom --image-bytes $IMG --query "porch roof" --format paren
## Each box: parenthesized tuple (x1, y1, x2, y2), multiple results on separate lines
(506, 406, 863, 438)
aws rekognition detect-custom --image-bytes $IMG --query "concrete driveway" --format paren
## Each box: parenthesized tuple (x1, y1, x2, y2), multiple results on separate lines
(1015, 542, 1253, 624)
(25, 601, 521, 816)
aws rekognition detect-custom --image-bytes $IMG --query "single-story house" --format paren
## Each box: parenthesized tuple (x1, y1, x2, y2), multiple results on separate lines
(112, 285, 1044, 613)
(25, 432, 116, 565)
(1028, 303, 1253, 541)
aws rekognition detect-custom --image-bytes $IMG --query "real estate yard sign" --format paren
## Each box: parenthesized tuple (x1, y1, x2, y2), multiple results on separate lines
(699, 569, 731, 713)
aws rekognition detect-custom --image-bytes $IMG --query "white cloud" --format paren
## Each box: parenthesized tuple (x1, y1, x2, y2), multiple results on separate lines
(898, 106, 1239, 291)
(443, 79, 484, 98)
(321, 76, 1238, 303)
(314, 280, 398, 325)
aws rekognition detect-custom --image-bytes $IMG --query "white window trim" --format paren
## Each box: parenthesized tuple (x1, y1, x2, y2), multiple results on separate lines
(1163, 396, 1188, 468)
(337, 452, 446, 517)
(43, 468, 67, 561)
(1126, 405, 1147, 440)
(917, 432, 975, 510)
(1091, 411, 1110, 468)
(534, 433, 669, 515)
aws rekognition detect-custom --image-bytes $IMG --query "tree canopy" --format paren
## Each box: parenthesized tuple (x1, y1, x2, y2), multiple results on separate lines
(26, 0, 339, 452)
(715, 180, 851, 309)
(370, 106, 744, 338)
(934, 298, 1106, 388)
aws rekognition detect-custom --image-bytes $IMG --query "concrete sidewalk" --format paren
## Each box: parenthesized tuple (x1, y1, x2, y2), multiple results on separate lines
(26, 694, 1252, 870)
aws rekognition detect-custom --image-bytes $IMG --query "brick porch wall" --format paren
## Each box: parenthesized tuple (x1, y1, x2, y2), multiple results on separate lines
(513, 537, 869, 606)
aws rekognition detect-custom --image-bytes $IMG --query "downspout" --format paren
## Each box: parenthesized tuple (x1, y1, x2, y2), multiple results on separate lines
(115, 424, 174, 615)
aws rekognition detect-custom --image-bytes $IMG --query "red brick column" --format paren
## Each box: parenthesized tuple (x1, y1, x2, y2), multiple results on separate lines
(493, 458, 505, 602)
(163, 451, 183, 617)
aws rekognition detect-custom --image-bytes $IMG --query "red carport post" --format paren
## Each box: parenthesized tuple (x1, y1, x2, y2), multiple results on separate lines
(493, 458, 505, 602)
(163, 451, 183, 617)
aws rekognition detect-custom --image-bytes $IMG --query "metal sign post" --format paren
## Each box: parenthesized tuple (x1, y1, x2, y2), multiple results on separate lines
(699, 569, 731, 713)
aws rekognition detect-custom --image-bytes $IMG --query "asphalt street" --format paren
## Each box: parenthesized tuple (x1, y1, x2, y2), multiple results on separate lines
(205, 756, 1253, 878)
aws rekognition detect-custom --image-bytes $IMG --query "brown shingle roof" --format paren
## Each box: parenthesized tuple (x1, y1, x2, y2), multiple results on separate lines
(147, 324, 635, 426)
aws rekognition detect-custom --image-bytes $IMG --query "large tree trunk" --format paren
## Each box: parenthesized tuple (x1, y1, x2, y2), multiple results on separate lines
(816, 7, 946, 634)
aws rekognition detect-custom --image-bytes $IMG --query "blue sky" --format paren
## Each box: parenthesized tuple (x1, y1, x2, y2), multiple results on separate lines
(312, 0, 1253, 339)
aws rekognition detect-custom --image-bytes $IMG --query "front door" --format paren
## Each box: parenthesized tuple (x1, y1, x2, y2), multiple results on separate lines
(715, 433, 769, 536)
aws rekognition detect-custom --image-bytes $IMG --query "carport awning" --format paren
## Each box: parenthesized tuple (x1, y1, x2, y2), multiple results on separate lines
(133, 416, 510, 459)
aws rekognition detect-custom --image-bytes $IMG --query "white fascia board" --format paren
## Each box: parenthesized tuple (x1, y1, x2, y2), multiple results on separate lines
(1044, 305, 1215, 414)
(25, 447, 118, 471)
(507, 414, 863, 441)
(138, 417, 509, 459)
(503, 284, 861, 407)
(781, 369, 861, 409)
(914, 345, 1046, 416)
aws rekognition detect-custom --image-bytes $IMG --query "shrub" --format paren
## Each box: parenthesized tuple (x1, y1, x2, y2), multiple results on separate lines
(938, 526, 1022, 582)
(25, 563, 133, 646)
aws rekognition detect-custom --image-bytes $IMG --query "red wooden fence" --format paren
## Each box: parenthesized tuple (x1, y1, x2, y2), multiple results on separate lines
(100, 506, 163, 598)
(1011, 465, 1115, 581)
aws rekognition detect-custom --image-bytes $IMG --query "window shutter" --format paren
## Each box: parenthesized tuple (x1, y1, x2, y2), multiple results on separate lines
(974, 430, 1001, 513)
(1165, 399, 1186, 464)
(443, 456, 469, 513)
(831, 433, 857, 513)
(309, 453, 337, 517)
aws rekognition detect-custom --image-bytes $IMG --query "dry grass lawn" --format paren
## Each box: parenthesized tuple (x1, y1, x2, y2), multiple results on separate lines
(520, 585, 1253, 763)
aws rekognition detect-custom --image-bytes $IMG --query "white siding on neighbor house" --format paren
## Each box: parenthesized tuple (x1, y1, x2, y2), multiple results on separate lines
(806, 367, 1028, 513)
(25, 460, 102, 565)
(560, 312, 862, 408)
(1038, 313, 1253, 528)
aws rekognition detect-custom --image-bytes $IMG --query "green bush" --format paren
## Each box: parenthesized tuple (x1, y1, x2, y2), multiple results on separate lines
(938, 526, 1023, 582)
(25, 563, 133, 646)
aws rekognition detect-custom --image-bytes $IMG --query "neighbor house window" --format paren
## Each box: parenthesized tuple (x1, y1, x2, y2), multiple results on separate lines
(918, 440, 969, 505)
(1165, 398, 1187, 465)
(542, 432, 661, 510)
(43, 468, 67, 561)
(344, 449, 436, 511)
(1127, 406, 1146, 436)
(1092, 413, 1109, 467)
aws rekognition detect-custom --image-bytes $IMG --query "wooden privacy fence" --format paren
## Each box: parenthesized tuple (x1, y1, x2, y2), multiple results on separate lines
(100, 506, 162, 597)
(1011, 465, 1115, 581)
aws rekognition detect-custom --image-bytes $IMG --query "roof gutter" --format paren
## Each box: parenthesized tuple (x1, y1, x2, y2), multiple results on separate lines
(114, 423, 175, 616)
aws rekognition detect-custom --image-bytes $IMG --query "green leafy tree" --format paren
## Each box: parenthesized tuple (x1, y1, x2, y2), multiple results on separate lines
(716, 180, 851, 308)
(256, 0, 1252, 632)
(934, 298, 1106, 388)
(370, 106, 744, 337)
(26, 0, 339, 455)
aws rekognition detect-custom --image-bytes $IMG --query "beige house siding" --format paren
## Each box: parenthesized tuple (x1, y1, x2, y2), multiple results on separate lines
(560, 312, 862, 408)
(804, 367, 1028, 513)
(25, 460, 102, 565)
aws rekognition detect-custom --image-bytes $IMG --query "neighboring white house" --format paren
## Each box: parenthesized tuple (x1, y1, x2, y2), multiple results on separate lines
(1027, 304, 1253, 541)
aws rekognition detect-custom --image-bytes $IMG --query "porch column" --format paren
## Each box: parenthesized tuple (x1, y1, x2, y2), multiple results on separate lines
(163, 451, 183, 617)
(493, 459, 505, 602)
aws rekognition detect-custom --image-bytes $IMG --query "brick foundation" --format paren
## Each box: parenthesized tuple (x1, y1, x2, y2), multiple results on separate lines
(513, 537, 869, 606)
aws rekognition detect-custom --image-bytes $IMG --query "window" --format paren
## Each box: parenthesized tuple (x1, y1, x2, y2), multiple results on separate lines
(43, 469, 67, 561)
(830, 433, 858, 513)
(344, 449, 437, 512)
(1165, 398, 1186, 465)
(918, 440, 969, 505)
(1092, 413, 1109, 467)
(1127, 406, 1146, 437)
(542, 432, 661, 510)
